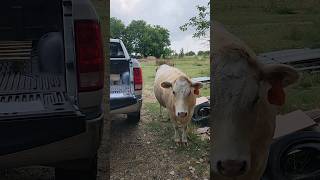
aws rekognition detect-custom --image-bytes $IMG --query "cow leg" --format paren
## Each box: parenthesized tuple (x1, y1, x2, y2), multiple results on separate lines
(173, 124, 181, 145)
(159, 105, 162, 118)
(181, 125, 188, 146)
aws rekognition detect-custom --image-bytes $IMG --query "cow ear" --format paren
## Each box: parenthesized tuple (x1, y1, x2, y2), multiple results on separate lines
(261, 64, 299, 106)
(262, 64, 299, 87)
(191, 82, 203, 95)
(161, 81, 172, 88)
(191, 82, 203, 89)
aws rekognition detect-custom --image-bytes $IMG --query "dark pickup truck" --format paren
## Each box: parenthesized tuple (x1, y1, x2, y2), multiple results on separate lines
(0, 0, 105, 179)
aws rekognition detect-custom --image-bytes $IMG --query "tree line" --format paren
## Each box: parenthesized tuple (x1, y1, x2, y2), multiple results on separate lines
(110, 18, 172, 58)
(111, 1, 209, 59)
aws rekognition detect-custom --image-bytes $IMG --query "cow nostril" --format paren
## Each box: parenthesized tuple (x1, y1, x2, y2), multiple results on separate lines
(178, 112, 187, 117)
(218, 160, 247, 177)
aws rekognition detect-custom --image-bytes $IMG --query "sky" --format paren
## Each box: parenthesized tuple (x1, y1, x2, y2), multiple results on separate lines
(110, 0, 209, 53)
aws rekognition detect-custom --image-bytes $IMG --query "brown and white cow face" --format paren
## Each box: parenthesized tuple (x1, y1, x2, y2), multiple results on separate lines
(161, 77, 202, 119)
(211, 49, 299, 177)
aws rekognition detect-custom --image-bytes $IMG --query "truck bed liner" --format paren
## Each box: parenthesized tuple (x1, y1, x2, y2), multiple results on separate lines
(0, 72, 64, 93)
(0, 40, 76, 119)
(0, 40, 65, 93)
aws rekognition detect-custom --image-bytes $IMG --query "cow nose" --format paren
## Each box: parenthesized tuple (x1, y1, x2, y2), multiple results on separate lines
(217, 160, 247, 177)
(177, 112, 188, 118)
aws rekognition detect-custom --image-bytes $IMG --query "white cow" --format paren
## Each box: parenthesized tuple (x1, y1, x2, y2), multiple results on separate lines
(210, 22, 299, 179)
(154, 64, 202, 145)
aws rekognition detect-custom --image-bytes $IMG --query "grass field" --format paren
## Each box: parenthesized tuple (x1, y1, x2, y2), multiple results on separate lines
(141, 56, 210, 98)
(215, 0, 320, 53)
(215, 0, 320, 113)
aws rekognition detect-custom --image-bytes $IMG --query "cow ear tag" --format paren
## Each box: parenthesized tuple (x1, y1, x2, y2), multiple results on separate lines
(194, 89, 200, 95)
(268, 79, 285, 106)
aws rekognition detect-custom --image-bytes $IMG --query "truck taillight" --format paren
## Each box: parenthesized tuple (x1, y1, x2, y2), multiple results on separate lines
(133, 67, 143, 90)
(74, 20, 104, 92)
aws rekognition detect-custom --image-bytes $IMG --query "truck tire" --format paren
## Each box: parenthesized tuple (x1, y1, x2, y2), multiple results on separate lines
(55, 155, 97, 180)
(192, 102, 210, 126)
(266, 131, 320, 180)
(127, 111, 141, 123)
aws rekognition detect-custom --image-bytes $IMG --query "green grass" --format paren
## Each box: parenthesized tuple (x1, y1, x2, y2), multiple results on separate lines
(216, 0, 320, 113)
(215, 0, 320, 53)
(144, 102, 209, 159)
(140, 57, 210, 97)
(281, 73, 320, 113)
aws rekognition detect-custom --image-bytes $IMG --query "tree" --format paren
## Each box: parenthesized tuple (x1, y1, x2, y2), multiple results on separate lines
(124, 20, 148, 54)
(144, 25, 171, 58)
(110, 18, 171, 58)
(162, 47, 174, 58)
(180, 2, 210, 40)
(185, 51, 196, 56)
(110, 17, 126, 39)
(198, 50, 209, 56)
(179, 48, 184, 58)
(123, 20, 170, 58)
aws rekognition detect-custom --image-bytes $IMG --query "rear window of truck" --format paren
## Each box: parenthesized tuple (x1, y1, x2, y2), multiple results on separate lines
(110, 42, 125, 58)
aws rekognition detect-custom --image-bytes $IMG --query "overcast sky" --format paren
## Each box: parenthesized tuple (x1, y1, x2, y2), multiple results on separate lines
(110, 0, 209, 53)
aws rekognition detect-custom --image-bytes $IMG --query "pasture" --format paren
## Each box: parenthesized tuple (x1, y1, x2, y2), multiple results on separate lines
(141, 56, 210, 99)
(215, 0, 320, 114)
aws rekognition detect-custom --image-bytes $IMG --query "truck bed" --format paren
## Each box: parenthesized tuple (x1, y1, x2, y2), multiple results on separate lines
(0, 70, 64, 93)
(0, 41, 77, 119)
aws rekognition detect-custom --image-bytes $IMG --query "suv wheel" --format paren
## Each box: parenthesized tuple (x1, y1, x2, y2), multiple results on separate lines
(127, 111, 141, 123)
(55, 155, 97, 180)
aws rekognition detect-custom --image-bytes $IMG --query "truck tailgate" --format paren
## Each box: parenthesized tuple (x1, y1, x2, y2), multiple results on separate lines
(110, 60, 136, 110)
(0, 92, 85, 155)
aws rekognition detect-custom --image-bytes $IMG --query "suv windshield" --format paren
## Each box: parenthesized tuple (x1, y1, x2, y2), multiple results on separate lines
(110, 42, 125, 58)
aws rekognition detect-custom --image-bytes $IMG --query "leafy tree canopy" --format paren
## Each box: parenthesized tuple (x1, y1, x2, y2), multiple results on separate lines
(180, 2, 210, 39)
(110, 18, 171, 58)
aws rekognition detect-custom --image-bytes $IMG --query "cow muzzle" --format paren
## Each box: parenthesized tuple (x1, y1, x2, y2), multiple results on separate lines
(177, 111, 188, 118)
(217, 160, 247, 177)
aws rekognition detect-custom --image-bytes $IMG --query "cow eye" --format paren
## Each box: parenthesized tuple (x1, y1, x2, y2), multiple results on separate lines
(173, 91, 176, 95)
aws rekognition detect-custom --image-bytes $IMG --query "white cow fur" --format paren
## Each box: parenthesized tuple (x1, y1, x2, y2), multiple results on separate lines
(154, 64, 202, 145)
(210, 21, 299, 180)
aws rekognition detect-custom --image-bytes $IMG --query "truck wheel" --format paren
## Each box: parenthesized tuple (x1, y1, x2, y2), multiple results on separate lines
(127, 111, 141, 123)
(55, 155, 97, 180)
(266, 131, 320, 180)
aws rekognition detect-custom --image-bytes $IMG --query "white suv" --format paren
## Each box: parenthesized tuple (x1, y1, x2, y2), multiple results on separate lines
(110, 39, 143, 123)
(0, 0, 104, 179)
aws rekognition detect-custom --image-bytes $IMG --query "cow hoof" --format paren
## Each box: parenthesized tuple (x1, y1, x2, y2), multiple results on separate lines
(182, 142, 188, 146)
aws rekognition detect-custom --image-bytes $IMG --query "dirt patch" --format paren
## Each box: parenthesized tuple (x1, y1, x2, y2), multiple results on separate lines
(109, 105, 210, 179)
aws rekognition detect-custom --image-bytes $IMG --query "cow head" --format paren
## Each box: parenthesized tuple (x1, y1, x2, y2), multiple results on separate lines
(211, 47, 299, 177)
(161, 76, 202, 119)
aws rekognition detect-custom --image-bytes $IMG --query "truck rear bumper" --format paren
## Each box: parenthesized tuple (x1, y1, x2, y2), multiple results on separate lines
(0, 113, 103, 169)
(110, 97, 142, 114)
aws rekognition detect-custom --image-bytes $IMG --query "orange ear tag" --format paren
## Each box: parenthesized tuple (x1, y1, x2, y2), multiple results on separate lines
(194, 89, 200, 95)
(268, 80, 285, 106)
